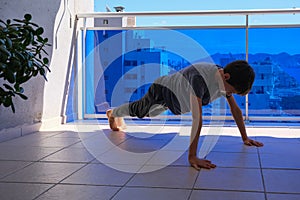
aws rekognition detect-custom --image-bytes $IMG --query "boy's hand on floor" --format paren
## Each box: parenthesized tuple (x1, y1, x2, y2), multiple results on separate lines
(243, 138, 264, 147)
(189, 156, 216, 170)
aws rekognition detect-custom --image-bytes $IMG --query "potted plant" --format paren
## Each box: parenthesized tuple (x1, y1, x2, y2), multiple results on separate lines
(0, 14, 50, 112)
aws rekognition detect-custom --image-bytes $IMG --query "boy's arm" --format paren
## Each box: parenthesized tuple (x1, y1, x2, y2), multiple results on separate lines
(189, 94, 216, 170)
(226, 95, 263, 147)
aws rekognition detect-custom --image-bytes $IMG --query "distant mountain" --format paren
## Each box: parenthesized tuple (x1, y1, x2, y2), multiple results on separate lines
(210, 52, 300, 68)
(249, 52, 300, 68)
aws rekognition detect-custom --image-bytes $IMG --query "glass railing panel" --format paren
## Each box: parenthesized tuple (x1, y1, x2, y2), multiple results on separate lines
(249, 13, 300, 25)
(248, 27, 300, 117)
(84, 28, 246, 118)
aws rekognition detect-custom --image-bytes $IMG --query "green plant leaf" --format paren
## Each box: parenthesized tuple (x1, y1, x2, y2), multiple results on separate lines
(43, 57, 49, 64)
(15, 52, 25, 61)
(39, 68, 48, 81)
(24, 25, 34, 32)
(45, 65, 51, 72)
(11, 102, 15, 113)
(14, 83, 20, 91)
(19, 87, 24, 93)
(35, 27, 44, 35)
(0, 87, 6, 95)
(33, 60, 42, 67)
(28, 22, 38, 27)
(16, 92, 28, 100)
(13, 19, 23, 23)
(0, 62, 7, 69)
(41, 49, 49, 55)
(3, 84, 14, 91)
(5, 38, 12, 49)
(0, 19, 5, 25)
(27, 60, 33, 68)
(1, 14, 51, 113)
(10, 58, 22, 70)
(6, 70, 16, 83)
(3, 96, 12, 107)
(24, 14, 32, 21)
(32, 70, 38, 76)
(19, 75, 31, 84)
(36, 35, 43, 42)
(8, 26, 19, 32)
(39, 68, 45, 75)
(0, 45, 11, 57)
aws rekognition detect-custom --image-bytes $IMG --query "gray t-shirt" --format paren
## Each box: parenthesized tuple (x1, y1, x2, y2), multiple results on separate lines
(154, 63, 222, 115)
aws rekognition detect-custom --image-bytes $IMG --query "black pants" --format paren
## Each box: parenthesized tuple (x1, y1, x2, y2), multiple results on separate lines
(112, 83, 168, 118)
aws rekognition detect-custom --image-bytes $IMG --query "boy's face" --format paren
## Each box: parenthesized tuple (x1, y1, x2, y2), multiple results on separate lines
(222, 72, 238, 96)
(218, 69, 240, 97)
(223, 80, 238, 96)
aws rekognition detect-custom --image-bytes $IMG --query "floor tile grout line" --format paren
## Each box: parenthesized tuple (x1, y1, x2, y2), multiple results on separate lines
(264, 191, 300, 195)
(107, 153, 193, 200)
(0, 181, 56, 185)
(187, 167, 201, 200)
(0, 180, 125, 188)
(1, 180, 290, 194)
(0, 161, 36, 180)
(109, 185, 125, 200)
(108, 159, 153, 200)
(109, 185, 194, 200)
(32, 184, 57, 200)
(35, 160, 95, 164)
(192, 188, 267, 193)
(0, 131, 64, 145)
(211, 150, 258, 154)
(84, 133, 134, 159)
(0, 159, 97, 180)
(115, 185, 193, 190)
(32, 162, 90, 200)
(261, 167, 300, 171)
(34, 140, 84, 162)
(257, 147, 268, 200)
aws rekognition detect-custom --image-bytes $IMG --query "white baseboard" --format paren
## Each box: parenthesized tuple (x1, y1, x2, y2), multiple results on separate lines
(40, 113, 78, 131)
(0, 123, 41, 143)
(0, 114, 79, 142)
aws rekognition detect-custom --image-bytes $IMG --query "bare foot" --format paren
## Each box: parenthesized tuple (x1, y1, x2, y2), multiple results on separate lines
(115, 117, 127, 130)
(106, 109, 119, 131)
(189, 156, 216, 170)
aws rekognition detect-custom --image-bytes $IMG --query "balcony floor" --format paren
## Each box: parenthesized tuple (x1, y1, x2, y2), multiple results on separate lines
(0, 121, 300, 200)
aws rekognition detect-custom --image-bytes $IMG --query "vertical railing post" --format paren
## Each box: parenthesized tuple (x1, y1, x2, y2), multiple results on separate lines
(77, 17, 86, 120)
(245, 14, 249, 122)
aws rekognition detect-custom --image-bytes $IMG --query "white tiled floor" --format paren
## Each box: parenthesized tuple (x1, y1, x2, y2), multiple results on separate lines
(0, 122, 300, 200)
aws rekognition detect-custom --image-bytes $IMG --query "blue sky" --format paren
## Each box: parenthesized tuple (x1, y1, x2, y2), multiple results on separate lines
(93, 1, 300, 54)
(94, 0, 300, 26)
(95, 0, 299, 12)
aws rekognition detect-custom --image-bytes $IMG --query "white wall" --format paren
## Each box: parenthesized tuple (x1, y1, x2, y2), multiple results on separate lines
(0, 0, 94, 140)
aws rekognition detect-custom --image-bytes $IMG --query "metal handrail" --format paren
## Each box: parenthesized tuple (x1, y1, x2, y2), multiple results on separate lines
(77, 8, 300, 18)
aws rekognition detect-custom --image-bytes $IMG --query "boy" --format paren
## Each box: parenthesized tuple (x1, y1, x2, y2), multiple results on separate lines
(106, 60, 264, 170)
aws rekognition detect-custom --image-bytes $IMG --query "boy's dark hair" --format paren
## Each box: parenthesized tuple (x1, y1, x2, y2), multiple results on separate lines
(223, 60, 255, 95)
